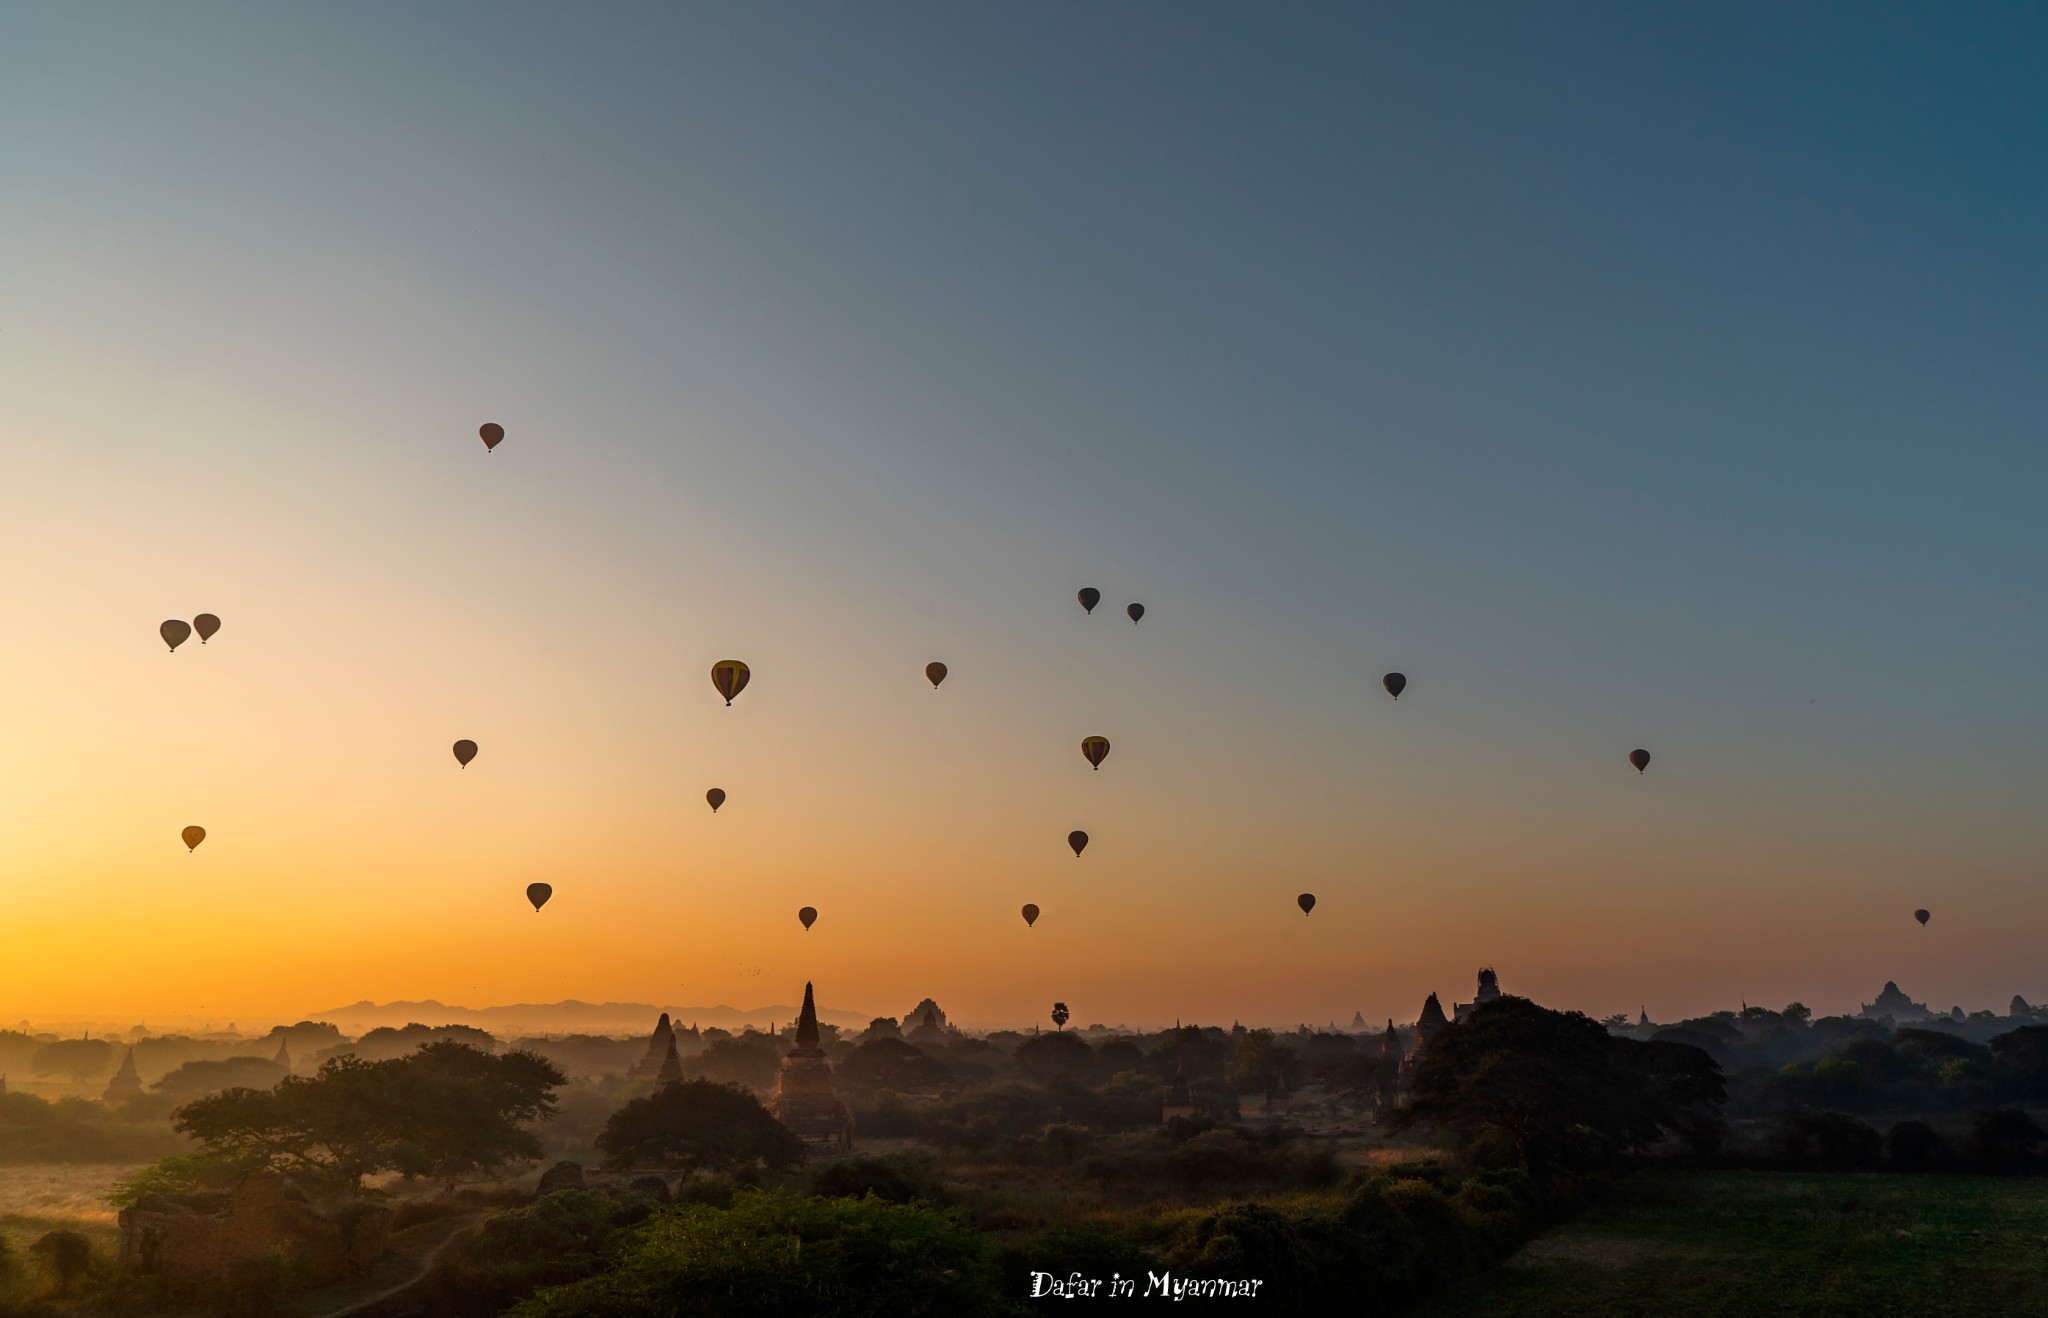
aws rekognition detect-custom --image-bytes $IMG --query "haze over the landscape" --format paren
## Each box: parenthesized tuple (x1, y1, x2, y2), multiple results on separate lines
(4, 4, 2045, 1031)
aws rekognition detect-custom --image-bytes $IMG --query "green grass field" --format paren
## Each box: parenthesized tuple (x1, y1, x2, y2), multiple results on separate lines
(1409, 1171, 2048, 1318)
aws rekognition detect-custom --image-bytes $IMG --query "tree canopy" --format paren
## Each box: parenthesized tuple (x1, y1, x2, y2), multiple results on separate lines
(1391, 996, 1725, 1173)
(595, 1079, 806, 1176)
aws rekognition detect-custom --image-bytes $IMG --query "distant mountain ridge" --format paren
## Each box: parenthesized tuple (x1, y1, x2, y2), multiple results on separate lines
(306, 998, 874, 1034)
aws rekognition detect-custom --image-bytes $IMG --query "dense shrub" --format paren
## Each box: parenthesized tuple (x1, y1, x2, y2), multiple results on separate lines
(410, 1188, 661, 1317)
(1886, 1120, 1939, 1170)
(1771, 1110, 1883, 1170)
(808, 1155, 944, 1205)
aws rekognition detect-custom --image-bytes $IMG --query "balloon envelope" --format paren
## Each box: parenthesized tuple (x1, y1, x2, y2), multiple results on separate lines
(1298, 893, 1316, 915)
(480, 422, 504, 451)
(1021, 903, 1040, 928)
(1068, 830, 1088, 857)
(1630, 749, 1651, 773)
(798, 906, 818, 930)
(526, 883, 552, 912)
(161, 620, 192, 652)
(453, 739, 477, 767)
(194, 614, 221, 643)
(706, 788, 726, 813)
(1915, 909, 1930, 926)
(711, 661, 751, 705)
(1077, 588, 1100, 614)
(926, 662, 948, 689)
(1383, 672, 1406, 699)
(181, 825, 205, 852)
(1081, 736, 1111, 769)
(1127, 603, 1145, 623)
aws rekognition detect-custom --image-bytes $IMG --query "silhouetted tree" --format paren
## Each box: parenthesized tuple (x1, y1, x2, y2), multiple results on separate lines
(1228, 1030, 1305, 1094)
(1051, 1003, 1070, 1032)
(153, 1056, 287, 1104)
(1968, 1108, 2046, 1168)
(835, 1038, 950, 1094)
(30, 1038, 113, 1085)
(595, 1079, 805, 1176)
(1990, 1025, 2048, 1100)
(1013, 1032, 1094, 1084)
(1391, 997, 1725, 1173)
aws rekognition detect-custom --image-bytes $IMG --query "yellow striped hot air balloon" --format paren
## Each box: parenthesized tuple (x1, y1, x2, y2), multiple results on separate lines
(711, 661, 751, 706)
(1081, 736, 1110, 770)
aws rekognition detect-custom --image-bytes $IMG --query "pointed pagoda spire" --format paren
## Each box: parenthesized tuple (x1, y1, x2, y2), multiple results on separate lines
(274, 1037, 291, 1071)
(104, 1045, 142, 1104)
(655, 1035, 684, 1088)
(795, 982, 820, 1050)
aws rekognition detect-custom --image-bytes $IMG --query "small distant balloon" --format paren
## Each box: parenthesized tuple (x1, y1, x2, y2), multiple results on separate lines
(480, 423, 504, 452)
(798, 906, 818, 931)
(1914, 909, 1930, 927)
(1629, 749, 1651, 774)
(706, 788, 726, 813)
(711, 660, 751, 705)
(453, 739, 478, 768)
(1383, 672, 1407, 699)
(194, 614, 221, 644)
(1068, 830, 1089, 858)
(181, 825, 206, 852)
(526, 882, 552, 912)
(1081, 736, 1111, 770)
(926, 662, 948, 689)
(1127, 603, 1145, 623)
(1077, 588, 1100, 615)
(1021, 903, 1040, 928)
(1297, 893, 1316, 916)
(161, 620, 192, 652)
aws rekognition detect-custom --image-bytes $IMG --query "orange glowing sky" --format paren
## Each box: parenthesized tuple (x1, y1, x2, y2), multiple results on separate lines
(3, 6, 2045, 1031)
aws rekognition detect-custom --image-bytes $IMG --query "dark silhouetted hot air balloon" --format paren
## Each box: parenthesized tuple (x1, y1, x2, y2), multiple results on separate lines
(926, 662, 948, 689)
(1078, 588, 1100, 615)
(799, 906, 818, 931)
(1630, 749, 1651, 774)
(1081, 736, 1110, 770)
(453, 740, 477, 768)
(526, 883, 551, 912)
(1383, 672, 1406, 699)
(1297, 893, 1316, 916)
(711, 661, 750, 705)
(194, 614, 221, 644)
(480, 423, 504, 452)
(1068, 830, 1088, 858)
(1915, 909, 1930, 926)
(1127, 603, 1145, 623)
(706, 788, 726, 813)
(1022, 903, 1040, 928)
(161, 620, 191, 652)
(181, 825, 205, 852)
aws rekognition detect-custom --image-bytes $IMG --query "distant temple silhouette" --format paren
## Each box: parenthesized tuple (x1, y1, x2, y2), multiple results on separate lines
(104, 1046, 142, 1105)
(1383, 968, 1503, 1114)
(772, 983, 853, 1151)
(631, 1013, 675, 1082)
(1859, 981, 1931, 1021)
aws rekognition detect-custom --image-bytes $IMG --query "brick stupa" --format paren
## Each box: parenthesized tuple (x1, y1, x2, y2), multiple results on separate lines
(772, 983, 852, 1151)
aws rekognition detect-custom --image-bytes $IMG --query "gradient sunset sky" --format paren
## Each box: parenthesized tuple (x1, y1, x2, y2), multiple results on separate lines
(3, 5, 2044, 1031)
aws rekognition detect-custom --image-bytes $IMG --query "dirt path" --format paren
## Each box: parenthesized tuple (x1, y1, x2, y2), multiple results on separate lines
(294, 1210, 489, 1318)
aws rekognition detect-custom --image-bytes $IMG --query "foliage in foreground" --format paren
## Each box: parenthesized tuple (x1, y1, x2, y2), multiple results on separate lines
(508, 1191, 1007, 1318)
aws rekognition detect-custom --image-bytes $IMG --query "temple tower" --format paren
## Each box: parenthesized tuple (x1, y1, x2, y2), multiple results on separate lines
(104, 1046, 143, 1105)
(772, 983, 853, 1151)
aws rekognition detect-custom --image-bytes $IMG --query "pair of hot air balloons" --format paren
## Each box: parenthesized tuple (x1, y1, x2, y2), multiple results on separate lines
(1076, 588, 1145, 623)
(160, 616, 222, 652)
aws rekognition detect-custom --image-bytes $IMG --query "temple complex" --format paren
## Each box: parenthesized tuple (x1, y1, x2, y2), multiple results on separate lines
(1859, 981, 1932, 1021)
(1452, 967, 1502, 1022)
(104, 1046, 143, 1105)
(772, 983, 853, 1151)
(630, 1013, 676, 1080)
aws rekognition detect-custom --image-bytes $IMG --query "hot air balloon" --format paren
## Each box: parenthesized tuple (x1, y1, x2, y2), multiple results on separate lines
(1068, 830, 1088, 858)
(1127, 603, 1145, 623)
(181, 825, 206, 852)
(1915, 909, 1930, 926)
(194, 614, 221, 644)
(926, 662, 948, 689)
(453, 740, 477, 768)
(1630, 749, 1651, 774)
(706, 788, 726, 813)
(1021, 903, 1040, 928)
(1077, 588, 1100, 615)
(1081, 736, 1110, 770)
(526, 883, 552, 912)
(711, 661, 751, 705)
(1383, 672, 1407, 699)
(799, 906, 818, 931)
(161, 620, 191, 652)
(1297, 893, 1316, 916)
(480, 423, 504, 452)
